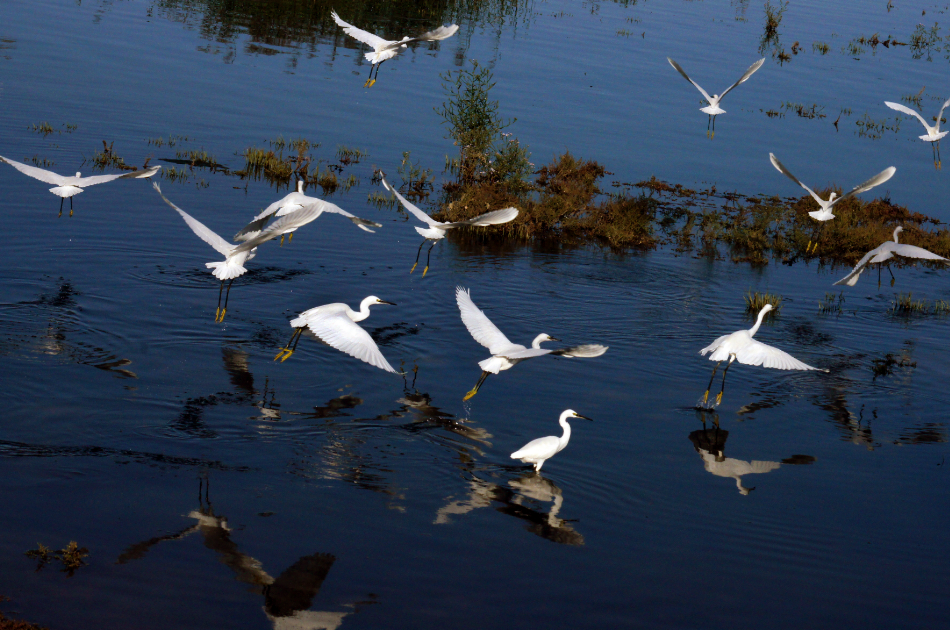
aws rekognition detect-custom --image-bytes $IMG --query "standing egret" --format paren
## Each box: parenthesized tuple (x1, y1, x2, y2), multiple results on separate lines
(667, 57, 765, 138)
(234, 180, 381, 245)
(510, 409, 592, 472)
(0, 155, 160, 216)
(381, 175, 518, 276)
(833, 226, 947, 288)
(769, 153, 896, 253)
(699, 304, 826, 409)
(884, 97, 950, 168)
(456, 287, 608, 400)
(153, 182, 327, 322)
(331, 10, 459, 87)
(274, 296, 398, 372)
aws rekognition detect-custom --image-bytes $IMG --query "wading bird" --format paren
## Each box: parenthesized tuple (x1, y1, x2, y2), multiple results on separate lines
(667, 57, 765, 138)
(0, 155, 160, 216)
(511, 409, 592, 473)
(153, 182, 325, 322)
(234, 180, 381, 245)
(331, 10, 460, 87)
(382, 175, 518, 276)
(884, 97, 950, 168)
(274, 296, 398, 372)
(456, 287, 607, 401)
(699, 304, 825, 409)
(833, 226, 947, 288)
(769, 153, 896, 253)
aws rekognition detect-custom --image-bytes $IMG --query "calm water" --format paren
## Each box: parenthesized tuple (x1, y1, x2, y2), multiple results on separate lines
(1, 1, 949, 628)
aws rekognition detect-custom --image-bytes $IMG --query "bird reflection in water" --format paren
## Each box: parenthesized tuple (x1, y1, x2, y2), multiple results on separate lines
(222, 345, 281, 420)
(117, 476, 369, 630)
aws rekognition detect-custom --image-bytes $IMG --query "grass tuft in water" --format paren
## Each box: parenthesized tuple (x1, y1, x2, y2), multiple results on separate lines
(934, 300, 950, 315)
(336, 145, 367, 165)
(25, 541, 89, 576)
(901, 87, 926, 109)
(813, 41, 830, 54)
(175, 149, 219, 168)
(818, 291, 845, 314)
(763, 0, 788, 39)
(745, 291, 782, 315)
(909, 23, 941, 60)
(891, 293, 931, 314)
(28, 122, 54, 136)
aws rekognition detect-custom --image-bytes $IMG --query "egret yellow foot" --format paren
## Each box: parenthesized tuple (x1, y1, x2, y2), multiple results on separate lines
(216, 308, 227, 323)
(363, 78, 371, 88)
(215, 308, 221, 322)
(715, 392, 723, 405)
(274, 348, 295, 362)
(274, 348, 291, 361)
(702, 390, 710, 405)
(422, 266, 429, 277)
(280, 234, 285, 246)
(462, 388, 478, 401)
(410, 262, 418, 274)
(288, 233, 293, 243)
(367, 79, 376, 88)
(69, 209, 73, 217)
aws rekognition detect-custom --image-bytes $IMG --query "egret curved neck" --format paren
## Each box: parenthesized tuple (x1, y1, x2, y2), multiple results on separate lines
(748, 308, 769, 337)
(558, 413, 572, 447)
(349, 297, 376, 322)
(893, 227, 901, 243)
(531, 334, 549, 349)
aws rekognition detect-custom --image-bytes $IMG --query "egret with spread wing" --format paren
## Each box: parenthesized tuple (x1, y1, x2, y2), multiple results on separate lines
(884, 97, 950, 168)
(833, 226, 947, 288)
(0, 155, 159, 216)
(769, 153, 896, 253)
(667, 57, 765, 138)
(699, 304, 826, 409)
(332, 10, 459, 87)
(274, 296, 397, 372)
(456, 287, 607, 401)
(382, 175, 518, 276)
(511, 409, 592, 473)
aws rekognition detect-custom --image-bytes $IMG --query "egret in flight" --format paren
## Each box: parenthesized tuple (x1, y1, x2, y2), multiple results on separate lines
(331, 10, 460, 87)
(382, 175, 518, 276)
(234, 180, 381, 245)
(274, 296, 398, 372)
(699, 304, 826, 409)
(833, 226, 947, 288)
(456, 287, 608, 400)
(884, 97, 950, 168)
(769, 153, 896, 253)
(153, 182, 325, 322)
(0, 155, 160, 216)
(667, 57, 765, 138)
(511, 409, 592, 473)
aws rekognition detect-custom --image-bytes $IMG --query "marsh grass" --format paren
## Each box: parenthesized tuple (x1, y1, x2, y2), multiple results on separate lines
(781, 102, 826, 119)
(813, 41, 830, 54)
(25, 541, 89, 575)
(28, 155, 54, 168)
(336, 145, 367, 165)
(763, 0, 788, 38)
(29, 122, 54, 136)
(744, 291, 782, 314)
(147, 135, 190, 147)
(901, 87, 926, 108)
(909, 23, 941, 60)
(175, 149, 221, 168)
(934, 300, 950, 314)
(818, 292, 845, 315)
(856, 113, 900, 139)
(367, 190, 398, 211)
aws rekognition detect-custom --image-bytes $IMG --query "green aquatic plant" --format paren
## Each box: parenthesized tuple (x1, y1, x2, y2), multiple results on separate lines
(175, 148, 219, 168)
(763, 0, 788, 38)
(25, 541, 88, 575)
(398, 151, 434, 201)
(909, 23, 941, 60)
(28, 155, 54, 168)
(336, 145, 366, 165)
(891, 292, 928, 314)
(813, 41, 830, 54)
(934, 300, 950, 314)
(818, 292, 845, 315)
(28, 121, 54, 136)
(745, 291, 782, 315)
(781, 102, 826, 119)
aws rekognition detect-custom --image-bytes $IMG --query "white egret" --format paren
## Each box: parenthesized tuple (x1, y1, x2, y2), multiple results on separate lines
(510, 409, 592, 472)
(234, 180, 381, 245)
(153, 182, 327, 322)
(884, 97, 950, 168)
(667, 57, 765, 138)
(833, 226, 947, 288)
(456, 287, 608, 400)
(331, 10, 459, 87)
(382, 175, 518, 276)
(699, 304, 826, 408)
(0, 155, 160, 216)
(274, 296, 398, 372)
(769, 153, 896, 253)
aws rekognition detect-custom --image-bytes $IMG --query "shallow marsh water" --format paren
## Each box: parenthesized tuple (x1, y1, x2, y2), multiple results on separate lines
(0, 1, 949, 628)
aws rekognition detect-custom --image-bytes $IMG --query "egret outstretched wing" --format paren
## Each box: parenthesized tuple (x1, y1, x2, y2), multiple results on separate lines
(304, 311, 396, 373)
(236, 203, 326, 252)
(735, 340, 823, 371)
(153, 182, 234, 256)
(846, 166, 897, 198)
(0, 156, 68, 185)
(892, 243, 948, 261)
(884, 101, 932, 130)
(769, 153, 824, 206)
(446, 207, 519, 228)
(834, 250, 878, 286)
(71, 167, 160, 187)
(667, 58, 713, 104)
(331, 10, 389, 50)
(382, 176, 441, 227)
(550, 344, 609, 358)
(718, 58, 765, 100)
(456, 286, 514, 353)
(318, 199, 382, 232)
(400, 24, 460, 46)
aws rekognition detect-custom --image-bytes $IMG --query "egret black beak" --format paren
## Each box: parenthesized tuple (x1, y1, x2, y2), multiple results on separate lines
(378, 300, 397, 306)
(549, 336, 562, 342)
(574, 413, 593, 421)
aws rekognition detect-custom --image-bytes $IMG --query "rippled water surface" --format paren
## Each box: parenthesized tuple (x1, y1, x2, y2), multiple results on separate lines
(1, 1, 949, 628)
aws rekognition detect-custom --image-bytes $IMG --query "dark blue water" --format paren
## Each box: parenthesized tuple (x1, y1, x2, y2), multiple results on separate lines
(1, 1, 948, 628)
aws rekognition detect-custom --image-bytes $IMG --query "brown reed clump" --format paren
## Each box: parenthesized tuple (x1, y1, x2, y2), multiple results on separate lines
(745, 291, 782, 314)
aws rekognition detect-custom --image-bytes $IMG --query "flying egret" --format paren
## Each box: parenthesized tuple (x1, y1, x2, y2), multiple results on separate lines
(0, 155, 160, 216)
(667, 57, 765, 138)
(456, 287, 608, 400)
(382, 176, 518, 276)
(769, 153, 896, 253)
(153, 182, 326, 322)
(274, 296, 398, 372)
(884, 97, 950, 168)
(234, 180, 381, 245)
(833, 226, 947, 288)
(699, 304, 826, 409)
(331, 10, 460, 87)
(510, 409, 592, 472)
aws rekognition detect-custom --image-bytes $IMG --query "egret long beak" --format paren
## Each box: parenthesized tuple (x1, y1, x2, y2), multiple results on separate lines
(574, 413, 593, 421)
(378, 300, 397, 306)
(548, 336, 562, 342)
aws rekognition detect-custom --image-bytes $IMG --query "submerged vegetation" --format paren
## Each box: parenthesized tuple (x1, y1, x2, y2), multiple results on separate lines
(25, 541, 89, 576)
(745, 291, 782, 315)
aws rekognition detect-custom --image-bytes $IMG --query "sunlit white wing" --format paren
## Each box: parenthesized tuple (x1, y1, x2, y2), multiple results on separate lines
(0, 155, 67, 185)
(717, 58, 765, 101)
(318, 199, 382, 232)
(304, 311, 396, 373)
(892, 243, 947, 261)
(235, 203, 325, 252)
(446, 207, 519, 228)
(382, 176, 441, 227)
(502, 348, 553, 360)
(735, 339, 822, 371)
(667, 58, 713, 104)
(511, 436, 559, 459)
(551, 344, 609, 358)
(71, 167, 160, 187)
(884, 101, 931, 130)
(700, 334, 731, 356)
(456, 286, 514, 353)
(332, 10, 390, 50)
(233, 214, 274, 242)
(843, 166, 896, 200)
(153, 182, 235, 257)
(397, 24, 460, 47)
(833, 249, 877, 286)
(768, 153, 825, 206)
(937, 96, 950, 130)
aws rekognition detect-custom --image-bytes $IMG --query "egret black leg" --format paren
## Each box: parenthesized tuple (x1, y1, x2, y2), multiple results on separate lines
(887, 264, 896, 286)
(216, 281, 225, 321)
(364, 63, 374, 87)
(410, 239, 427, 273)
(422, 242, 436, 277)
(217, 279, 234, 323)
(463, 371, 490, 401)
(274, 327, 305, 362)
(878, 263, 882, 289)
(701, 361, 721, 407)
(715, 359, 733, 406)
(69, 197, 74, 217)
(58, 198, 64, 217)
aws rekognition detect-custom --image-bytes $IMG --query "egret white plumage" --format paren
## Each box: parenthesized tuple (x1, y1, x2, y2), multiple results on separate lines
(234, 180, 381, 245)
(456, 287, 608, 400)
(0, 155, 160, 216)
(769, 153, 896, 253)
(699, 304, 826, 409)
(510, 409, 592, 472)
(884, 97, 950, 168)
(383, 176, 518, 276)
(667, 57, 765, 138)
(833, 226, 947, 288)
(274, 296, 397, 372)
(331, 10, 459, 87)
